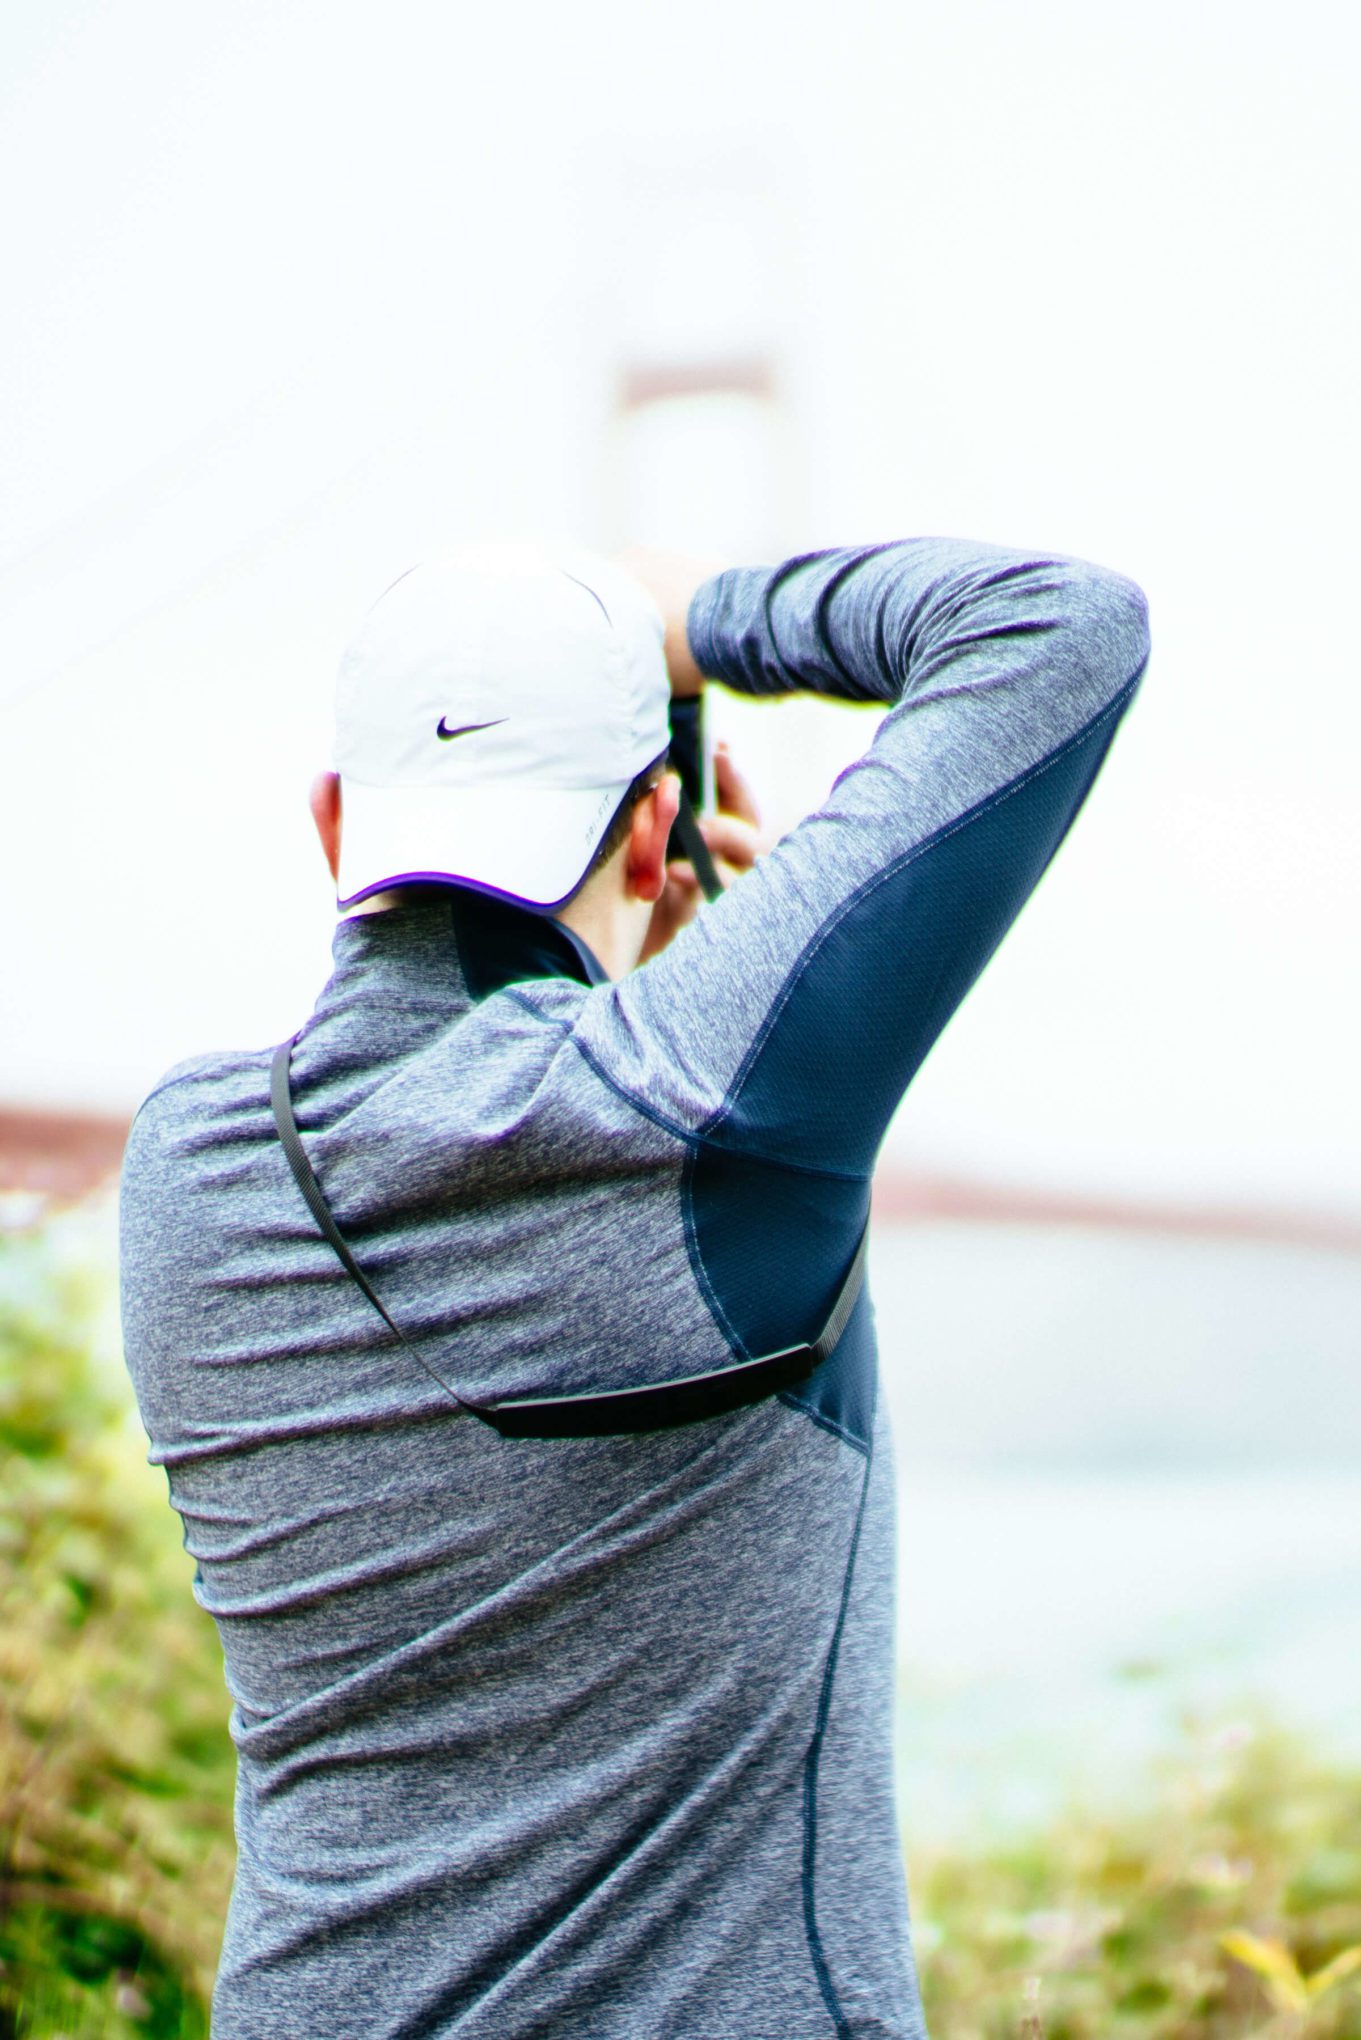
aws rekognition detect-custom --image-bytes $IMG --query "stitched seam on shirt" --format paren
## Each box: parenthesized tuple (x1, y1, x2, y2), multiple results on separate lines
(508, 687, 1146, 1147)
(505, 989, 861, 1368)
(702, 668, 1142, 1137)
(778, 1393, 869, 1457)
(522, 994, 872, 1185)
(677, 677, 1137, 1378)
(503, 988, 700, 1146)
(504, 987, 757, 1361)
(680, 1145, 751, 1362)
(802, 1402, 876, 2035)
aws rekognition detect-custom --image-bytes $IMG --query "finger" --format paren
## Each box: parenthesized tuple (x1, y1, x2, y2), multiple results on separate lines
(714, 744, 761, 828)
(698, 814, 760, 871)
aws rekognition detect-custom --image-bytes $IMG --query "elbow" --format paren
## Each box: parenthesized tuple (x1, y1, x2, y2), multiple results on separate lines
(1060, 561, 1151, 699)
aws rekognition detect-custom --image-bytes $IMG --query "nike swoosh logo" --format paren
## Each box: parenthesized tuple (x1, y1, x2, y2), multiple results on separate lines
(436, 717, 507, 742)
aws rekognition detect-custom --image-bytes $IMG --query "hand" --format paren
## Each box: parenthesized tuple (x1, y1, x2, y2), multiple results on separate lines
(639, 747, 767, 964)
(613, 546, 721, 699)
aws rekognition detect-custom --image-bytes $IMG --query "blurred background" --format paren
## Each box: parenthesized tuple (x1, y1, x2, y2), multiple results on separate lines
(2, 0, 1359, 2032)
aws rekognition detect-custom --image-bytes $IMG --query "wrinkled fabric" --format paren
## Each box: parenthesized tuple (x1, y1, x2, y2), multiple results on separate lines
(120, 539, 1148, 2038)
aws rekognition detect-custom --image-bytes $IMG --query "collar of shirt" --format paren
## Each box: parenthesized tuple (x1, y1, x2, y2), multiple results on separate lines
(447, 886, 608, 997)
(325, 885, 606, 1015)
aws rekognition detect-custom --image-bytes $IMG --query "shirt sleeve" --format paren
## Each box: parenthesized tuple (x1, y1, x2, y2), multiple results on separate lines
(574, 535, 1149, 1181)
(562, 536, 1148, 1380)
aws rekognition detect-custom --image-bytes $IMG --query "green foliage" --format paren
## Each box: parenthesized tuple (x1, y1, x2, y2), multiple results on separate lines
(2, 1211, 1359, 2039)
(912, 1727, 1361, 2037)
(0, 1215, 233, 2038)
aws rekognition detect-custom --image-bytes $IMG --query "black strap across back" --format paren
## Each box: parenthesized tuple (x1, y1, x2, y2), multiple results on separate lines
(269, 802, 867, 1439)
(271, 1037, 868, 1439)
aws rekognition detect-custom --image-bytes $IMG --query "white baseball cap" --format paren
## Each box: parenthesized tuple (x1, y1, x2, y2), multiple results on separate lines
(333, 544, 672, 911)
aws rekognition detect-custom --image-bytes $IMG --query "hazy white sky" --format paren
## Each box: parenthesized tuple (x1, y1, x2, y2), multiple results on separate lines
(2, 0, 1357, 1220)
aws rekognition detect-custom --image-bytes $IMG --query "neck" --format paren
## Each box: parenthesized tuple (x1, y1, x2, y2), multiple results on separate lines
(342, 888, 409, 918)
(554, 881, 650, 984)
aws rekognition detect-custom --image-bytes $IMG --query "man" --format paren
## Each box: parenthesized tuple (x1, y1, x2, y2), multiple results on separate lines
(120, 535, 1149, 2039)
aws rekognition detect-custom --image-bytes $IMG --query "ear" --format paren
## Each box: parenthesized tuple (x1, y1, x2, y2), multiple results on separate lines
(310, 772, 342, 884)
(625, 773, 680, 905)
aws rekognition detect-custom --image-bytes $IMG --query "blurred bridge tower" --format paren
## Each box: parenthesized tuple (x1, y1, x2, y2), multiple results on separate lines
(598, 144, 800, 563)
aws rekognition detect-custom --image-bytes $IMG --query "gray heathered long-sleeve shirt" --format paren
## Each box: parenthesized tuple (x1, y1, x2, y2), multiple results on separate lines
(120, 539, 1149, 2039)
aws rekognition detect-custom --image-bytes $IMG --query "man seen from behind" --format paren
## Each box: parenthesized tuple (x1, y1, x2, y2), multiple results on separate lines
(120, 534, 1151, 2039)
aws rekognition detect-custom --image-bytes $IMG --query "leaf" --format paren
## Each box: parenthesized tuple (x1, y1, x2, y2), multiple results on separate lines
(1305, 1944, 1361, 2001)
(1221, 1931, 1308, 2013)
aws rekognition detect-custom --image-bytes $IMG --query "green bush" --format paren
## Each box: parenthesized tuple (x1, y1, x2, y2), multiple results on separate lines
(0, 1213, 234, 2038)
(2, 1209, 1358, 2038)
(912, 1727, 1361, 2037)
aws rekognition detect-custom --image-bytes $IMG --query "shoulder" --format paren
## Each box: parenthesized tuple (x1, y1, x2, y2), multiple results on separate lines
(123, 1046, 272, 1168)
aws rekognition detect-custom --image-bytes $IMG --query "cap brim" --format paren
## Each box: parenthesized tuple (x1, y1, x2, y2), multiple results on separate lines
(336, 776, 634, 912)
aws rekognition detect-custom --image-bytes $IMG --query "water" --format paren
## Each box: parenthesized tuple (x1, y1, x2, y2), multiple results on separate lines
(870, 1222, 1361, 1837)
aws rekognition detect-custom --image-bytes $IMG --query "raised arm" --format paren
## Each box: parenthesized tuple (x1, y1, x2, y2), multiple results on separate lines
(588, 537, 1147, 1143)
(571, 537, 1148, 1357)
